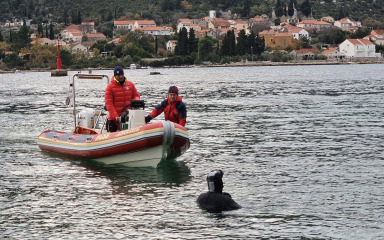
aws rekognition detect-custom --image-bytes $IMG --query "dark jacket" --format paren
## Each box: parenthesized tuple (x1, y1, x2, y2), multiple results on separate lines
(149, 95, 187, 126)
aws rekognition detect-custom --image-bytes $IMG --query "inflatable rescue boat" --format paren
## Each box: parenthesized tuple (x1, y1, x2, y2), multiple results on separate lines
(37, 74, 190, 167)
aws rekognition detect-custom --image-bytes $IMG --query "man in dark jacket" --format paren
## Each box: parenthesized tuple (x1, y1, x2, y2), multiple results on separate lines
(145, 86, 187, 126)
(105, 66, 140, 132)
(196, 170, 242, 213)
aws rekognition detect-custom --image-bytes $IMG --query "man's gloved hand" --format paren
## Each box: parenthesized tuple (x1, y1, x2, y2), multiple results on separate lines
(145, 115, 153, 123)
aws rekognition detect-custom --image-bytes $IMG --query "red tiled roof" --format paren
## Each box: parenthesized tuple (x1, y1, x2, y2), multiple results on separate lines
(179, 18, 192, 22)
(86, 33, 106, 38)
(114, 20, 135, 25)
(293, 49, 320, 54)
(372, 29, 384, 35)
(347, 38, 374, 45)
(322, 47, 338, 54)
(137, 27, 168, 31)
(136, 20, 156, 25)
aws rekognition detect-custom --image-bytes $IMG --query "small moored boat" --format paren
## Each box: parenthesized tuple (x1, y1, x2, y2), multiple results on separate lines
(37, 74, 190, 167)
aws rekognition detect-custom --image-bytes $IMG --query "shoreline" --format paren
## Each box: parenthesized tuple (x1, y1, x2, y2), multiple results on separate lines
(1, 60, 383, 73)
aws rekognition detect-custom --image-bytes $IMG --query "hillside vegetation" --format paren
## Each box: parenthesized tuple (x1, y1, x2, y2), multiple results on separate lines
(1, 0, 384, 25)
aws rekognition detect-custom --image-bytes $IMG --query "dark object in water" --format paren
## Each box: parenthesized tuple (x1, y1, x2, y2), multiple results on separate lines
(196, 170, 242, 213)
(150, 72, 161, 75)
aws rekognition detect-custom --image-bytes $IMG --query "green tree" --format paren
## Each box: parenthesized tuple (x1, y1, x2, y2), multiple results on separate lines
(198, 36, 214, 61)
(338, 6, 345, 20)
(236, 29, 247, 55)
(349, 28, 370, 39)
(288, 0, 297, 17)
(49, 23, 54, 40)
(4, 53, 23, 68)
(63, 8, 69, 26)
(221, 30, 236, 56)
(247, 31, 256, 55)
(318, 28, 345, 45)
(107, 11, 113, 21)
(242, 0, 252, 18)
(60, 49, 74, 67)
(38, 23, 44, 38)
(188, 28, 198, 54)
(161, 0, 176, 11)
(301, 0, 311, 17)
(248, 31, 265, 55)
(274, 0, 284, 18)
(77, 11, 82, 24)
(0, 29, 3, 41)
(175, 27, 188, 56)
(12, 20, 31, 50)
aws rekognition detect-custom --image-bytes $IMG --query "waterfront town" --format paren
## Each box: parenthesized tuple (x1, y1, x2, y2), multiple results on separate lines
(1, 7, 384, 70)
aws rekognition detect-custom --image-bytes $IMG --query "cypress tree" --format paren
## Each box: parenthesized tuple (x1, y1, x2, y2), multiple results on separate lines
(38, 23, 43, 38)
(221, 30, 236, 56)
(301, 0, 312, 17)
(275, 0, 284, 18)
(45, 24, 49, 38)
(221, 33, 230, 56)
(78, 11, 82, 24)
(175, 27, 188, 56)
(155, 35, 158, 54)
(229, 30, 236, 56)
(247, 31, 256, 55)
(71, 11, 77, 24)
(255, 34, 265, 55)
(63, 8, 69, 26)
(0, 30, 3, 41)
(288, 0, 294, 16)
(242, 0, 252, 18)
(236, 29, 247, 55)
(49, 23, 54, 40)
(180, 27, 188, 55)
(188, 28, 198, 54)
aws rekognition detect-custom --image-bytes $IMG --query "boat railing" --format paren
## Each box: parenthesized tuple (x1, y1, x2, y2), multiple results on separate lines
(71, 74, 109, 131)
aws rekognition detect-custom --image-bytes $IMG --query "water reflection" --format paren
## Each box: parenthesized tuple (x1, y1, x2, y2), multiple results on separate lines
(62, 157, 191, 193)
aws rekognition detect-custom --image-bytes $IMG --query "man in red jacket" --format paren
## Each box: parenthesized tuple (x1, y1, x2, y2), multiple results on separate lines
(105, 66, 140, 132)
(145, 86, 187, 126)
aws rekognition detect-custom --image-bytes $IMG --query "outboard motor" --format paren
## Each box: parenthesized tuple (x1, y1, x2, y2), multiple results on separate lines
(120, 100, 146, 129)
(77, 108, 95, 128)
(207, 170, 224, 193)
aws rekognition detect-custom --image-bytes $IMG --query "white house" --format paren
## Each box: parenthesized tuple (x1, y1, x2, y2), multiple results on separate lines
(283, 26, 310, 40)
(334, 18, 361, 32)
(68, 42, 94, 57)
(322, 47, 344, 60)
(364, 35, 384, 46)
(339, 39, 377, 58)
(296, 20, 331, 30)
(60, 25, 83, 43)
(364, 30, 384, 45)
(86, 33, 107, 42)
(166, 40, 177, 53)
(177, 18, 193, 32)
(134, 20, 156, 29)
(136, 27, 171, 36)
(31, 38, 55, 46)
(114, 20, 135, 31)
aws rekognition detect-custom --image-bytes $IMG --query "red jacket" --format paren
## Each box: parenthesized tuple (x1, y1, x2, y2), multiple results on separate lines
(105, 76, 140, 120)
(149, 96, 187, 126)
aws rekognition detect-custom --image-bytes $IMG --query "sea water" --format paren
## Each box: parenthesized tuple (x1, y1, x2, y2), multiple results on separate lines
(1, 64, 383, 239)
